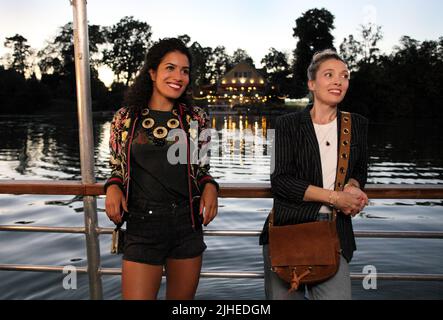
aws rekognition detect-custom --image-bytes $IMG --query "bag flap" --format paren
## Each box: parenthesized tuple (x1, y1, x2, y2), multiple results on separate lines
(269, 221, 339, 266)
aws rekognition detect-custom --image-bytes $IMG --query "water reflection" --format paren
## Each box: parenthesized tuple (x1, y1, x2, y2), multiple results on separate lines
(0, 113, 442, 184)
(208, 114, 273, 182)
(0, 112, 443, 299)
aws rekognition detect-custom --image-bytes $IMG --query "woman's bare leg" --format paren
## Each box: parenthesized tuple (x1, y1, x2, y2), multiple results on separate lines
(165, 255, 202, 300)
(122, 260, 163, 300)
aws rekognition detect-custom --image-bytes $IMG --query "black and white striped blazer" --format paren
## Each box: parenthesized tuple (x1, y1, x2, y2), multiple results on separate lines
(260, 104, 369, 262)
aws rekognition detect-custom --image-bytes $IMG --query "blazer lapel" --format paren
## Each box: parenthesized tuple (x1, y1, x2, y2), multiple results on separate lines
(300, 105, 323, 187)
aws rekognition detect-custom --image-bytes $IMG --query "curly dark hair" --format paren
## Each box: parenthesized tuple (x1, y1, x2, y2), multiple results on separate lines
(123, 38, 192, 114)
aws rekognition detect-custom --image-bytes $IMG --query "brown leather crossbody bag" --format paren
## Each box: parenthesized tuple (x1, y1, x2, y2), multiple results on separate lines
(268, 111, 352, 292)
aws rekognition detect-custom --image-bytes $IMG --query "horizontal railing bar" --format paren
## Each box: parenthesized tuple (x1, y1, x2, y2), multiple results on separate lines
(1, 181, 443, 199)
(0, 226, 85, 234)
(353, 231, 443, 239)
(199, 273, 443, 281)
(2, 265, 441, 281)
(0, 181, 87, 195)
(204, 230, 262, 237)
(220, 183, 271, 199)
(97, 228, 113, 235)
(2, 226, 443, 239)
(99, 269, 265, 278)
(204, 230, 443, 239)
(205, 230, 443, 239)
(0, 264, 88, 273)
(351, 274, 443, 281)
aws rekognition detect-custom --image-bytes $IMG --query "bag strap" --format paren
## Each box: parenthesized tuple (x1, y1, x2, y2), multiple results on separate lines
(269, 111, 352, 226)
(332, 111, 352, 220)
(269, 208, 275, 226)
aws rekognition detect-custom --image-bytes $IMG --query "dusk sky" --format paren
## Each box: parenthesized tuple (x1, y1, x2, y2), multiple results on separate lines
(1, 0, 442, 84)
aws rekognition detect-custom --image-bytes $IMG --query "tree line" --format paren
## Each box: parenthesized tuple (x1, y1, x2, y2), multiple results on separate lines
(1, 9, 442, 121)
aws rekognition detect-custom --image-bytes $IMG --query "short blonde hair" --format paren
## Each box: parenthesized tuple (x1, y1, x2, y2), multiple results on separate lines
(307, 49, 347, 81)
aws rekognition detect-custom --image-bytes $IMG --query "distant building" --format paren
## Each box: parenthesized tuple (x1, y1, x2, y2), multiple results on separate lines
(218, 62, 267, 105)
(219, 62, 266, 93)
(193, 61, 270, 106)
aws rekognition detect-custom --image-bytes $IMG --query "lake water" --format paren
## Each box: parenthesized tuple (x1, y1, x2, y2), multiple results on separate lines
(0, 111, 442, 300)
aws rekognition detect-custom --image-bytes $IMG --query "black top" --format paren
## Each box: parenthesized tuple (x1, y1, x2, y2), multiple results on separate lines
(129, 109, 188, 203)
(259, 105, 369, 262)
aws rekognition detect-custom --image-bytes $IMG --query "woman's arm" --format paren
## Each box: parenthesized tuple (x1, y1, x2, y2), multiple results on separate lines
(342, 115, 370, 213)
(103, 108, 128, 192)
(195, 108, 219, 192)
(194, 107, 218, 225)
(104, 107, 129, 224)
(304, 185, 362, 215)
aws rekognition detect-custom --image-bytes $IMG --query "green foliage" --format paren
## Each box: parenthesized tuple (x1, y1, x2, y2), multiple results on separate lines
(360, 23, 383, 64)
(340, 23, 383, 71)
(188, 41, 233, 87)
(261, 48, 291, 96)
(102, 16, 152, 85)
(339, 35, 362, 72)
(344, 36, 443, 121)
(33, 22, 107, 108)
(38, 22, 105, 76)
(291, 8, 335, 98)
(0, 67, 50, 114)
(177, 34, 191, 46)
(4, 34, 32, 75)
(207, 46, 233, 84)
(0, 11, 442, 120)
(188, 41, 212, 87)
(231, 48, 254, 67)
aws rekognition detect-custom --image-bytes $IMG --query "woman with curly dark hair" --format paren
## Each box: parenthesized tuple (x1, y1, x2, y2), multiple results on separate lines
(104, 38, 219, 300)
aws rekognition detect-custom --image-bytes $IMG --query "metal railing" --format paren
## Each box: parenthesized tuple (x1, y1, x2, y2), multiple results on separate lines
(1, 182, 443, 299)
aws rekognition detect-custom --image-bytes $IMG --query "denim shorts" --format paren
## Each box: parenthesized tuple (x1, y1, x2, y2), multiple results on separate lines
(122, 198, 206, 265)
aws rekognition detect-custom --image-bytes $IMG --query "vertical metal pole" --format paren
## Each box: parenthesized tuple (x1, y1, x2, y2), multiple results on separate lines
(71, 0, 103, 300)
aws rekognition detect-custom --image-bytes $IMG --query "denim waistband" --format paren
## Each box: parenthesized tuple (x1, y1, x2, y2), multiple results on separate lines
(128, 197, 189, 215)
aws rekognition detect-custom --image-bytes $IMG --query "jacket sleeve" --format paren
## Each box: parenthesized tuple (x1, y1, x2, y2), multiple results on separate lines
(103, 107, 128, 193)
(195, 108, 219, 193)
(350, 115, 369, 189)
(271, 115, 310, 203)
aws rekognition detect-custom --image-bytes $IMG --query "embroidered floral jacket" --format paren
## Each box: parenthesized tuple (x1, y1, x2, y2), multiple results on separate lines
(104, 104, 218, 226)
